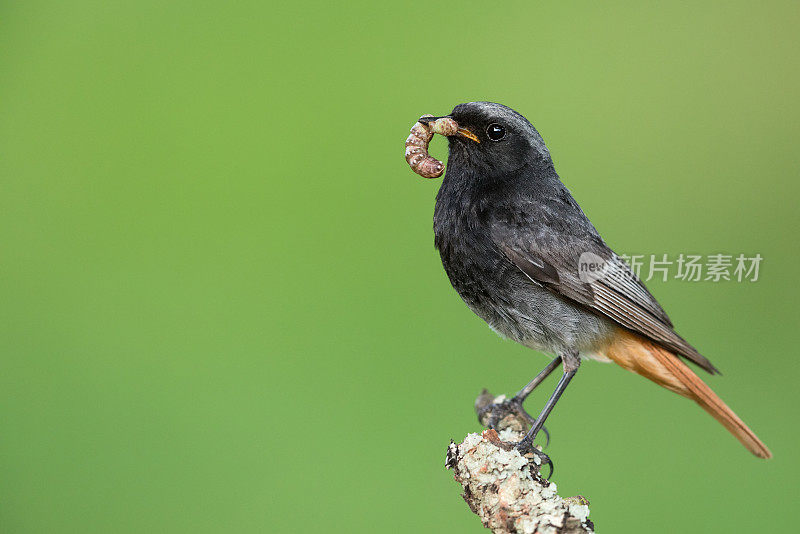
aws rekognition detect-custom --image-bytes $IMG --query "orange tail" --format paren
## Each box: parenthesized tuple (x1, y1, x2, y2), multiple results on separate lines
(603, 328, 772, 459)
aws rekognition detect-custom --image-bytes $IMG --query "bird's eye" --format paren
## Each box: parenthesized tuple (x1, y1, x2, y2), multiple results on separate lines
(486, 123, 505, 141)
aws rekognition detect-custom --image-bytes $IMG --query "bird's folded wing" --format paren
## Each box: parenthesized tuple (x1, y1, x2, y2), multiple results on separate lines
(498, 241, 719, 375)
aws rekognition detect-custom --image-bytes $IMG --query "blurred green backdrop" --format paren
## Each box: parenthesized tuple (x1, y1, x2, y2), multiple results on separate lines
(1, 1, 798, 532)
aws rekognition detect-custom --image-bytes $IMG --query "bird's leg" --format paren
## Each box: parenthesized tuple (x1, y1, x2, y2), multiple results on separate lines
(515, 353, 581, 479)
(477, 356, 562, 441)
(508, 355, 563, 446)
(512, 355, 563, 403)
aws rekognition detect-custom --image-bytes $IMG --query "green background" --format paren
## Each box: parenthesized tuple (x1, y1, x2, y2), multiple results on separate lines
(1, 1, 798, 532)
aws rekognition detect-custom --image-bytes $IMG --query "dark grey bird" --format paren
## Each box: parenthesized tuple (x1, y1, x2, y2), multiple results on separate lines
(415, 102, 770, 472)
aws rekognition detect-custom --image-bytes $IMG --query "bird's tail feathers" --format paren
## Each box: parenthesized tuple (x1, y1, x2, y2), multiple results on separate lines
(603, 328, 772, 459)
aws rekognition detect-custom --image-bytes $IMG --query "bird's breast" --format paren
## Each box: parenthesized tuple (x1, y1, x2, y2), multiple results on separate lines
(433, 193, 615, 355)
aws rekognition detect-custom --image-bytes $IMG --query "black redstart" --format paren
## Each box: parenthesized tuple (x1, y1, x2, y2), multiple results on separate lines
(408, 102, 771, 469)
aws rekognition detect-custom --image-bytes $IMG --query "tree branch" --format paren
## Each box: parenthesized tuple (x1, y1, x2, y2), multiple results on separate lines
(445, 390, 594, 534)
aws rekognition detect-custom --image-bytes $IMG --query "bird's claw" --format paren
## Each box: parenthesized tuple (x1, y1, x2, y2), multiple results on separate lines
(477, 396, 527, 429)
(477, 396, 550, 448)
(516, 442, 554, 480)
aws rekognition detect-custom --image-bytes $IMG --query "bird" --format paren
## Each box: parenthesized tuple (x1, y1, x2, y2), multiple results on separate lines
(415, 101, 771, 470)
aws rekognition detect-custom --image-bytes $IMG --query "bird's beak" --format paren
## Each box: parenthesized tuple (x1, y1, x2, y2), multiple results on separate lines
(455, 126, 480, 143)
(418, 115, 480, 143)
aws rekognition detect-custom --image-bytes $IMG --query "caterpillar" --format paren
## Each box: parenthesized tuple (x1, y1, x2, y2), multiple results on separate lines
(405, 115, 458, 178)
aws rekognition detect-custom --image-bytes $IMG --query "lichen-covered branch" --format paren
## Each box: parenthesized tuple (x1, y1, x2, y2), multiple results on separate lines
(445, 390, 594, 534)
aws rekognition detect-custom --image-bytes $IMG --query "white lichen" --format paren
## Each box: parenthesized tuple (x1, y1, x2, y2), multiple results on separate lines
(446, 428, 594, 534)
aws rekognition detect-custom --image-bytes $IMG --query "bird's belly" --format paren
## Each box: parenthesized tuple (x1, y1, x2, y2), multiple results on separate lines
(457, 270, 615, 357)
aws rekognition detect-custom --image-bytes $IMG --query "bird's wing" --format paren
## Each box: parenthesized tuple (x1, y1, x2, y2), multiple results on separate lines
(496, 236, 719, 375)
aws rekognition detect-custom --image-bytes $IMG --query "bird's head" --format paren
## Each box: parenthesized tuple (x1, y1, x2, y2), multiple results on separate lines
(420, 102, 552, 179)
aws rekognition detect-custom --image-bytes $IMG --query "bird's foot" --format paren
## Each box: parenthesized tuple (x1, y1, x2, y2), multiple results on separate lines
(516, 441, 554, 480)
(476, 392, 550, 447)
(477, 394, 529, 430)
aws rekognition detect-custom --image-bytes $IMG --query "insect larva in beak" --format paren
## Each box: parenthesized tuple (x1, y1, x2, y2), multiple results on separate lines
(405, 115, 458, 178)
